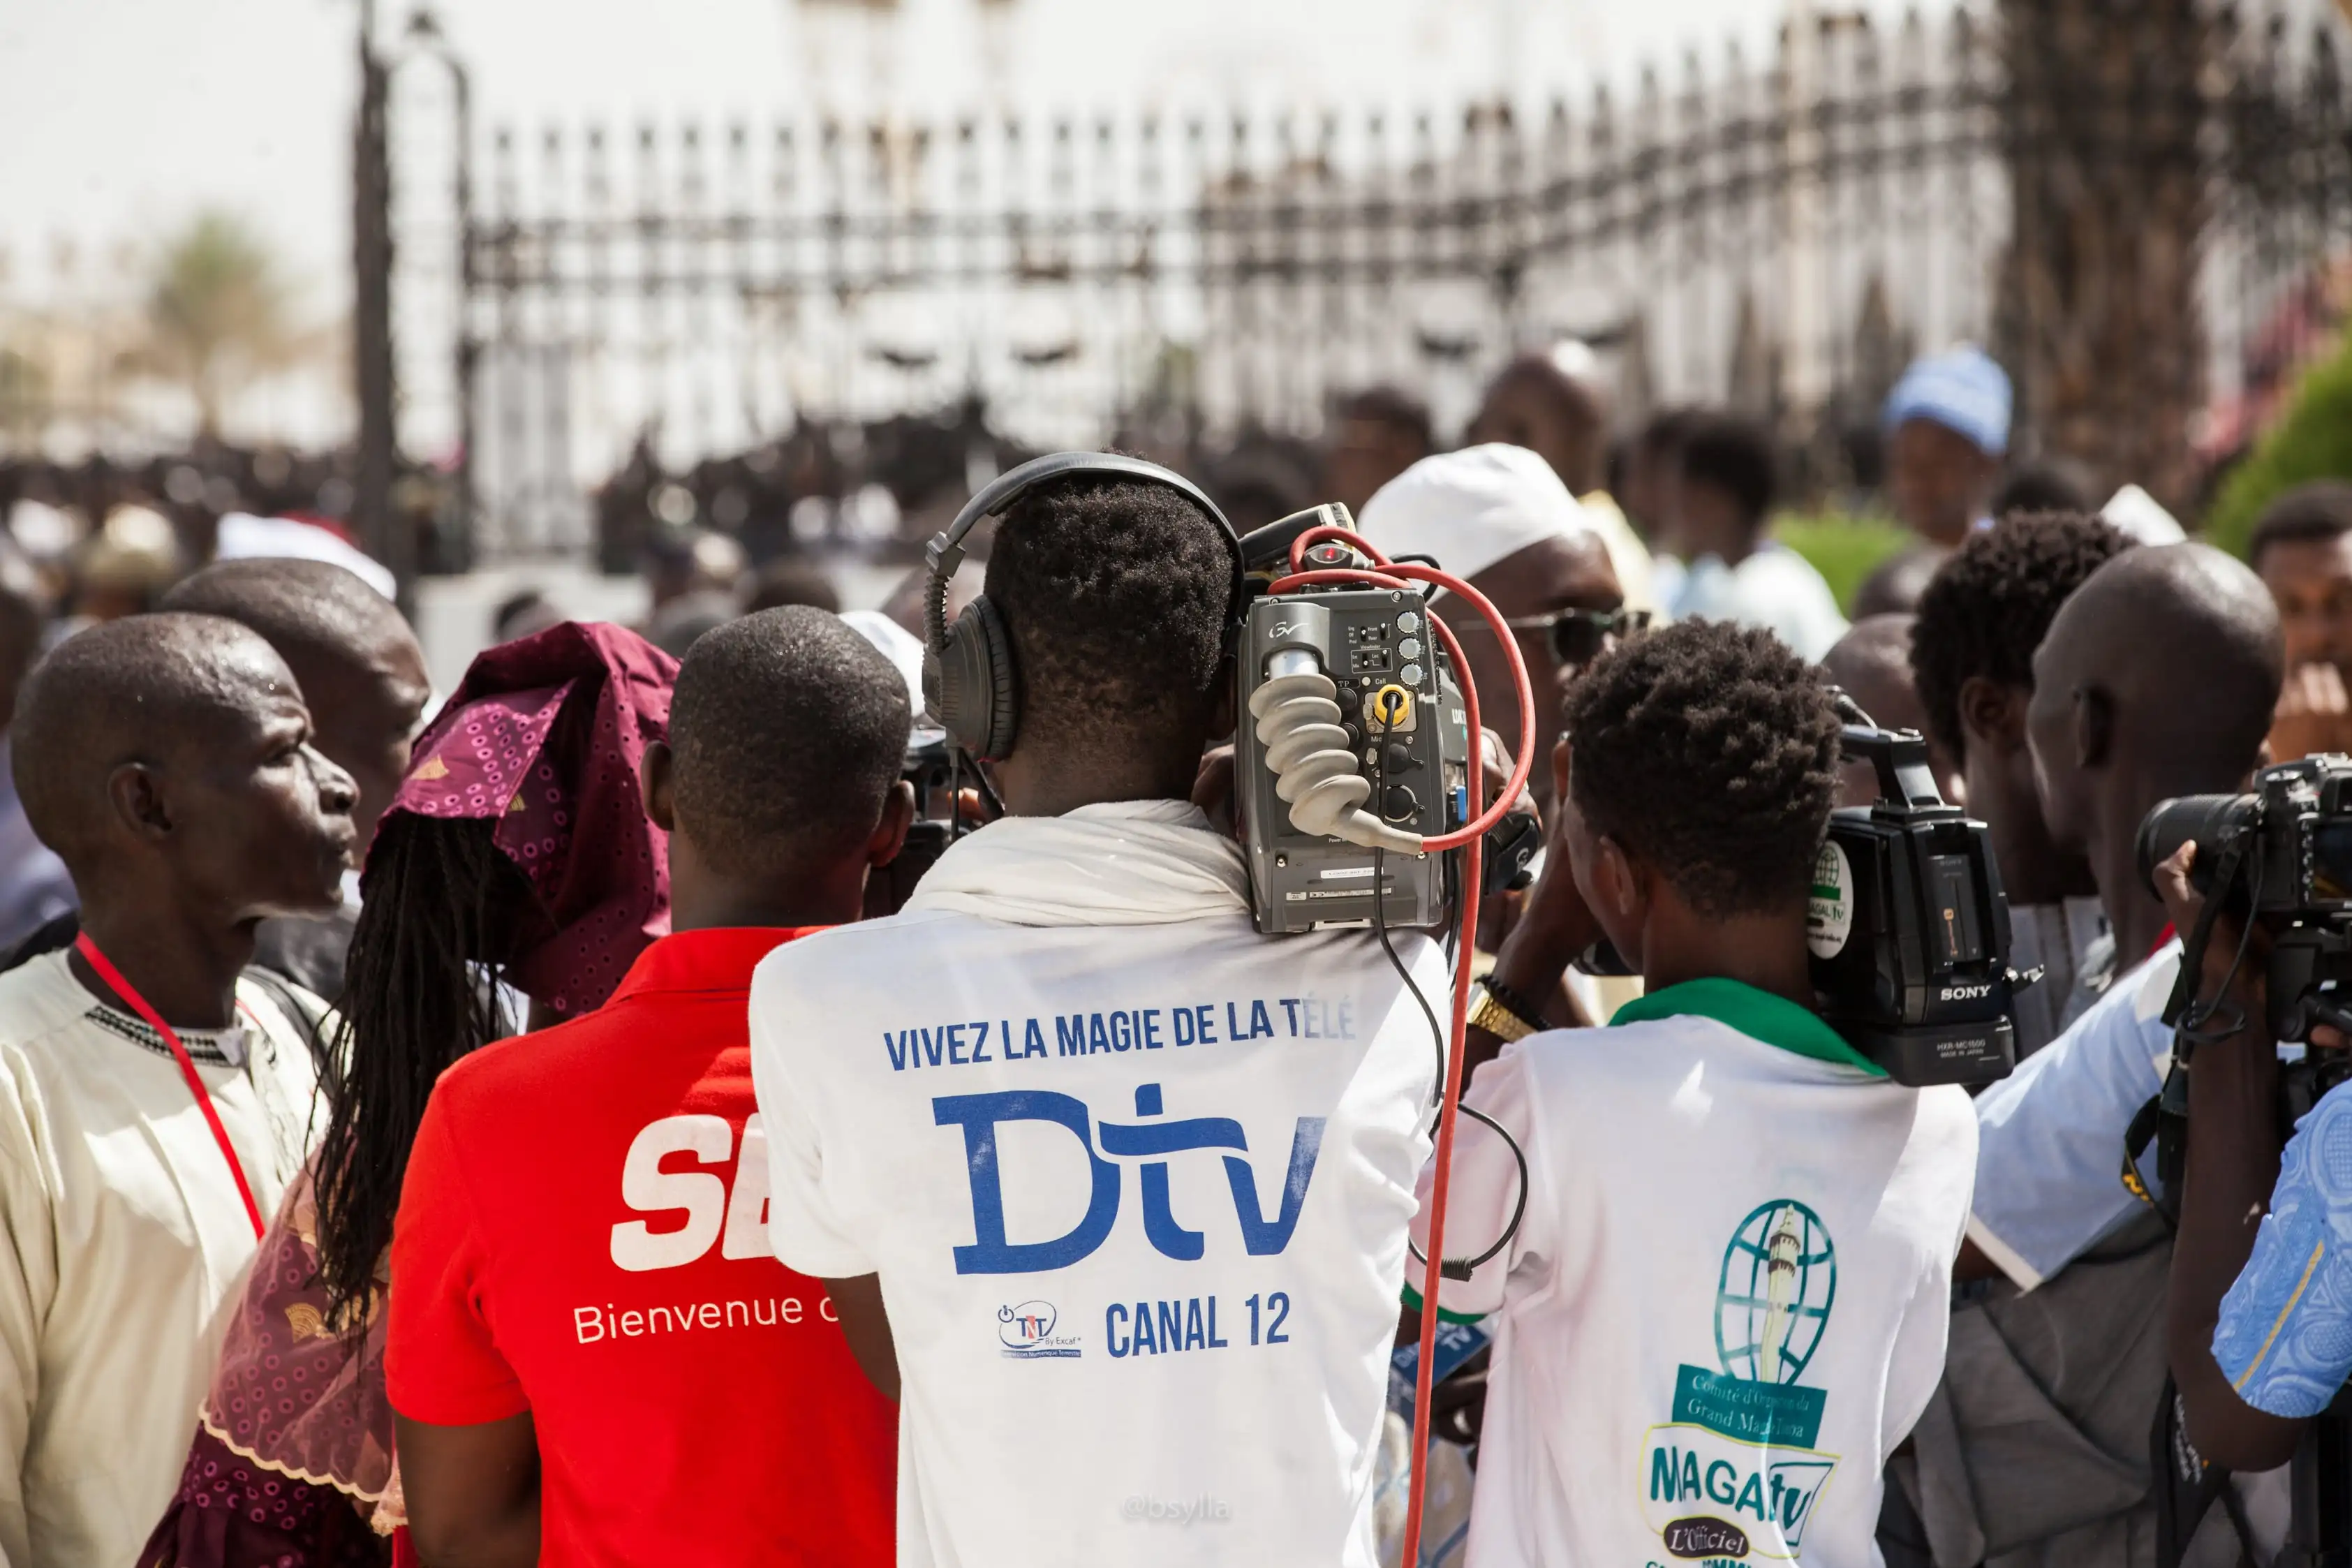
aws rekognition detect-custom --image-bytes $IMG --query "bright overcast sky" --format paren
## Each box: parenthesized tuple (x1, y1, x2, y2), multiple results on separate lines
(9, 0, 2335, 323)
(0, 0, 1887, 320)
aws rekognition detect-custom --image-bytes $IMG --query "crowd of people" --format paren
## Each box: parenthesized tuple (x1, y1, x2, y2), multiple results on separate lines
(0, 333, 2347, 1568)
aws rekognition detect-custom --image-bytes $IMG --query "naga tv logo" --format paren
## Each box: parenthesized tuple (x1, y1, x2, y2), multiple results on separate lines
(998, 1299, 1081, 1359)
(1643, 1201, 1841, 1560)
(1717, 1199, 1836, 1385)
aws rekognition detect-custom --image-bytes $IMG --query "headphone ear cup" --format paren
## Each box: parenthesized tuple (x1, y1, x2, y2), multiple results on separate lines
(935, 595, 1020, 761)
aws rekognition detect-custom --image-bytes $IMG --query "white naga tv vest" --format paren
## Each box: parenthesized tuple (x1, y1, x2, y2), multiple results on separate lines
(1415, 978, 1977, 1568)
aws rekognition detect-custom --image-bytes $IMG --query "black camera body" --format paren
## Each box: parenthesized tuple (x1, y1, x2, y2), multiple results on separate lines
(1808, 725, 2019, 1087)
(2138, 753, 2352, 919)
(862, 727, 963, 919)
(2138, 754, 2352, 1043)
(2133, 760, 2352, 1567)
(1576, 722, 2018, 1085)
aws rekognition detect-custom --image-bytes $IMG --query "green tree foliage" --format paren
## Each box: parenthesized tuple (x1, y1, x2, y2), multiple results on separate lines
(136, 212, 294, 436)
(1773, 512, 1911, 614)
(2205, 336, 2352, 559)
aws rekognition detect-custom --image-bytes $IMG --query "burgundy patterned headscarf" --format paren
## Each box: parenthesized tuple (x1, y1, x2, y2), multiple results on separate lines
(378, 620, 676, 1016)
(142, 625, 677, 1558)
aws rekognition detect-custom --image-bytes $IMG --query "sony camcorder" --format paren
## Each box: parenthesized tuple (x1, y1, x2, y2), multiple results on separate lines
(1808, 721, 2020, 1087)
(1582, 717, 2020, 1086)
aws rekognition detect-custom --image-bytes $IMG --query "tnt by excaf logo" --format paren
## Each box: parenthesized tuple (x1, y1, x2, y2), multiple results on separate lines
(998, 1299, 1081, 1359)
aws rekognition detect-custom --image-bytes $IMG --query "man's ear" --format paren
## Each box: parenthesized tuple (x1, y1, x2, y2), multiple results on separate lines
(106, 762, 171, 843)
(868, 779, 917, 868)
(1593, 833, 1643, 926)
(1204, 654, 1238, 746)
(2072, 685, 2117, 769)
(1958, 676, 2027, 757)
(639, 741, 676, 833)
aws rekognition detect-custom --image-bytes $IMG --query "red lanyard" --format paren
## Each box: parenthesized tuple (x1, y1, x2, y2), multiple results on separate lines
(74, 933, 265, 1241)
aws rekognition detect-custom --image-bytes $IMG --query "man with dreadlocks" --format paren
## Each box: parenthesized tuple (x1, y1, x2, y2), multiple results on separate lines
(387, 607, 910, 1563)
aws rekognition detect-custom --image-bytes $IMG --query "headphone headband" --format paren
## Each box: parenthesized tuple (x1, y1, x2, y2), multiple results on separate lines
(922, 452, 1246, 656)
(921, 451, 1247, 760)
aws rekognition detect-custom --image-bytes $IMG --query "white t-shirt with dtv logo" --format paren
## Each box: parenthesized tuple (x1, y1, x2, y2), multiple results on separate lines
(750, 801, 1444, 1568)
(1417, 979, 1977, 1568)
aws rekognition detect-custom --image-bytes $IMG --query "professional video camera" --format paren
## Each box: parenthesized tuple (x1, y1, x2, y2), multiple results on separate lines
(2132, 758, 2352, 1568)
(1231, 508, 1479, 933)
(2126, 755, 2352, 1214)
(1810, 717, 2020, 1086)
(1581, 712, 2020, 1088)
(2139, 755, 2352, 1058)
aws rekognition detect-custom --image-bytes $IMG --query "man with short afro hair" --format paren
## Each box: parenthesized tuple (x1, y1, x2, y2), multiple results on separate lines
(1560, 619, 1842, 918)
(1413, 619, 1976, 1568)
(982, 475, 1232, 767)
(666, 605, 913, 882)
(746, 459, 1451, 1568)
(1909, 510, 2133, 1051)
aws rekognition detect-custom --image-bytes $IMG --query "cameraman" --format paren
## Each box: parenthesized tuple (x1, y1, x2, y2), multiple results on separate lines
(1909, 545, 2287, 1567)
(2154, 853, 2352, 1477)
(1417, 621, 1977, 1565)
(1962, 545, 2283, 1291)
(748, 467, 1448, 1566)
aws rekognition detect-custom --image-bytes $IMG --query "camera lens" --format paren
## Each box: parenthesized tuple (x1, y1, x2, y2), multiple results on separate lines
(2136, 793, 2258, 898)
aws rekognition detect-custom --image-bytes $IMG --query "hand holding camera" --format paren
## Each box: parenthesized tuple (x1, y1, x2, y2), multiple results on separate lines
(2146, 840, 2289, 1066)
(2138, 756, 2352, 1099)
(1482, 737, 1604, 1009)
(2142, 766, 2352, 1485)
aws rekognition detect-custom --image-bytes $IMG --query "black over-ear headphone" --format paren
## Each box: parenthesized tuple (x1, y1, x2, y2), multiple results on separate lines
(920, 451, 1246, 762)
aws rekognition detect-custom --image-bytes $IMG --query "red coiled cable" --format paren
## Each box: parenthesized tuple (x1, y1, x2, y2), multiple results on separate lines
(1271, 526, 1537, 1568)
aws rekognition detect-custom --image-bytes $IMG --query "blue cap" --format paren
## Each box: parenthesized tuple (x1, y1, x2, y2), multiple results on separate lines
(1883, 346, 2012, 457)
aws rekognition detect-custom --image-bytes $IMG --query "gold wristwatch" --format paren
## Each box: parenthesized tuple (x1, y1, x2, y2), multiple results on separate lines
(1466, 982, 1539, 1043)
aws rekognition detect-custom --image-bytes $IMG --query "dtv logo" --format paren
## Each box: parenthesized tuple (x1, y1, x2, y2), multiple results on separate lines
(933, 1082, 1326, 1275)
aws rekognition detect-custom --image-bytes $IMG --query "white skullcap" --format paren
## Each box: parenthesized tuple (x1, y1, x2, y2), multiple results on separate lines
(1355, 443, 1593, 581)
(1546, 338, 1602, 383)
(840, 607, 929, 720)
(2100, 484, 2188, 546)
(215, 512, 397, 599)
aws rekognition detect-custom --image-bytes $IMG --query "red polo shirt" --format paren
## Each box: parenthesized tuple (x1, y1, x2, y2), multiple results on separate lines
(388, 927, 895, 1566)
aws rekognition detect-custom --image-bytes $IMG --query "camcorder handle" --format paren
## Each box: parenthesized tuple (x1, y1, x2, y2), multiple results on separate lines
(1841, 725, 1953, 814)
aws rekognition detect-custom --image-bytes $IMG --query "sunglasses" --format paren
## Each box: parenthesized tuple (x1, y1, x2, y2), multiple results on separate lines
(1460, 607, 1652, 666)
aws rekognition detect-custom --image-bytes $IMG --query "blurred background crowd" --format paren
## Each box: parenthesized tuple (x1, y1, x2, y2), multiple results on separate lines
(8, 0, 2352, 689)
